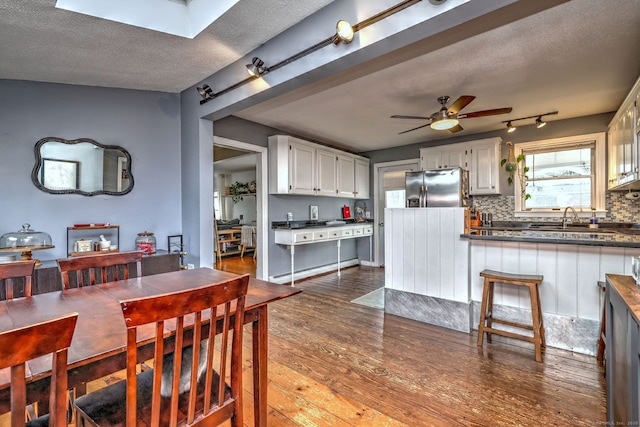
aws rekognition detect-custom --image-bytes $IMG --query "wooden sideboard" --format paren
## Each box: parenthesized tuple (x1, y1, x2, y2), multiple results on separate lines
(2, 251, 180, 298)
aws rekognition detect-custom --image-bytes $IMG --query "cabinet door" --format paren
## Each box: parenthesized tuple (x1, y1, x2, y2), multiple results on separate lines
(469, 139, 500, 195)
(289, 142, 316, 195)
(420, 147, 441, 170)
(316, 148, 338, 196)
(440, 146, 467, 169)
(337, 154, 355, 197)
(354, 158, 370, 199)
(608, 121, 620, 189)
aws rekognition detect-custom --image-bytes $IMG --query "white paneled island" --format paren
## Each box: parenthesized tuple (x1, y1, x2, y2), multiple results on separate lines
(385, 208, 640, 355)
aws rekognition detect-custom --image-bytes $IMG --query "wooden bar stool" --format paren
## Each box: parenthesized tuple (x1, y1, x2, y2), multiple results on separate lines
(477, 269, 546, 362)
(596, 280, 606, 367)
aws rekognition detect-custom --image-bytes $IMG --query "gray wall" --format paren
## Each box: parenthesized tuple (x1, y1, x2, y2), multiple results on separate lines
(0, 80, 182, 260)
(214, 116, 365, 277)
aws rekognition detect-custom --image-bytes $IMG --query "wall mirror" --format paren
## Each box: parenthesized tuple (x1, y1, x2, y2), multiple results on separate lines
(31, 137, 134, 196)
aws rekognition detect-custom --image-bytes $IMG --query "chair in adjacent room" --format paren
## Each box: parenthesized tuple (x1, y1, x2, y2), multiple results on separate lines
(0, 259, 37, 300)
(240, 225, 256, 260)
(0, 312, 78, 427)
(74, 273, 250, 426)
(57, 251, 142, 289)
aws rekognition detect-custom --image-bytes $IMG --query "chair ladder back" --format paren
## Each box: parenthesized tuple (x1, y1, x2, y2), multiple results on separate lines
(58, 251, 142, 289)
(118, 274, 249, 427)
(0, 312, 78, 427)
(0, 260, 36, 300)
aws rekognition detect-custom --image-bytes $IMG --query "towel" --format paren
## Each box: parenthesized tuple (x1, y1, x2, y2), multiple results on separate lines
(241, 226, 256, 247)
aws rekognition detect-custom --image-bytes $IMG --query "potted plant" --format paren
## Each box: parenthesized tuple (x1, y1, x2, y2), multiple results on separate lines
(500, 141, 531, 205)
(230, 181, 250, 203)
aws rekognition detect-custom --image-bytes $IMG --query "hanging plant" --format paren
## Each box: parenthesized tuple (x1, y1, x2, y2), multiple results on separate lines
(500, 141, 531, 202)
(230, 181, 250, 203)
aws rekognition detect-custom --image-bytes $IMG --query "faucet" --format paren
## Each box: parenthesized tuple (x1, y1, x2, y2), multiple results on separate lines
(562, 206, 579, 228)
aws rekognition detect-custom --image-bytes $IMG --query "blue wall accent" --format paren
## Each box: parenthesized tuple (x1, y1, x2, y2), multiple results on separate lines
(0, 80, 182, 261)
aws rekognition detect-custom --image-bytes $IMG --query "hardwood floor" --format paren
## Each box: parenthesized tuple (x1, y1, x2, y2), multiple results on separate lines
(250, 265, 606, 426)
(1, 263, 606, 426)
(216, 254, 257, 276)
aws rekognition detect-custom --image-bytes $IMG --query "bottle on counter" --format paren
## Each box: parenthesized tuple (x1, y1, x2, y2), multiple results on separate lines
(589, 210, 598, 229)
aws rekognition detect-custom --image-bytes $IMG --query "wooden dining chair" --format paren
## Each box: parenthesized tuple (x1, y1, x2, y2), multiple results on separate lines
(0, 260, 36, 300)
(74, 273, 250, 427)
(0, 312, 78, 427)
(57, 251, 142, 289)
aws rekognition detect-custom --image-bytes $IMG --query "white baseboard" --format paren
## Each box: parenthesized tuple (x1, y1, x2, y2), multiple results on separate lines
(269, 258, 360, 284)
(359, 260, 377, 267)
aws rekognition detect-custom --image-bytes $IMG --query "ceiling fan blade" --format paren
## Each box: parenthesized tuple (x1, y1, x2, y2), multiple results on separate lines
(391, 115, 430, 120)
(446, 96, 475, 115)
(458, 107, 513, 119)
(398, 123, 431, 135)
(448, 124, 464, 133)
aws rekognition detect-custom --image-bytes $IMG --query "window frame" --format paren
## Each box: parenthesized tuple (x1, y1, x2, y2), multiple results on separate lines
(513, 132, 606, 218)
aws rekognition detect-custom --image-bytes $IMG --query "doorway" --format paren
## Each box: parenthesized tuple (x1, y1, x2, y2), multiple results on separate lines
(213, 136, 268, 280)
(373, 159, 419, 266)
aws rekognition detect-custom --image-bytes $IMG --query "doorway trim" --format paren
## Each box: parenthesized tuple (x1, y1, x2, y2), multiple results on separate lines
(373, 158, 419, 267)
(213, 136, 268, 280)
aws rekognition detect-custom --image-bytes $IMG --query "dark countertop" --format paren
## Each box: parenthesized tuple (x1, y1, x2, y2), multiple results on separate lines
(272, 218, 373, 230)
(461, 221, 640, 248)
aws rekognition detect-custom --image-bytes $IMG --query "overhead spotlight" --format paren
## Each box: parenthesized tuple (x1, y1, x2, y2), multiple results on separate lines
(536, 116, 547, 128)
(246, 57, 266, 77)
(333, 20, 354, 45)
(196, 84, 214, 100)
(506, 121, 516, 133)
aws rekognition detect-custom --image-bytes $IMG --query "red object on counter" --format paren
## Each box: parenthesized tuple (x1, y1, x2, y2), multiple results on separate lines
(342, 206, 351, 218)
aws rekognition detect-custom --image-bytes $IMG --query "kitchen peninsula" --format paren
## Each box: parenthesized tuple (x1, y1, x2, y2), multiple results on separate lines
(385, 207, 640, 356)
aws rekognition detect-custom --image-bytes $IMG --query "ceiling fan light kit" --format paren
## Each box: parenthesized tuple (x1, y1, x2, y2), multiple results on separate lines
(392, 95, 513, 134)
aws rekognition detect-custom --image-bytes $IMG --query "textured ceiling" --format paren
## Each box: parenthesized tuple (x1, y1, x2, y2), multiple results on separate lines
(0, 0, 336, 92)
(234, 0, 640, 151)
(1, 0, 639, 153)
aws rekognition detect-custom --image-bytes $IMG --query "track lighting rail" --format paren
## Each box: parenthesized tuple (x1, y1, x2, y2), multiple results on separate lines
(198, 0, 433, 105)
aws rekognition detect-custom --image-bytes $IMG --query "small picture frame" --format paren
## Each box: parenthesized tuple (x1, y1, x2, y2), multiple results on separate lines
(310, 205, 319, 220)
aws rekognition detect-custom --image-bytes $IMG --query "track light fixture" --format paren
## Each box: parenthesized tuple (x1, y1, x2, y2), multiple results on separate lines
(246, 57, 266, 77)
(198, 0, 431, 105)
(196, 84, 214, 100)
(333, 20, 354, 45)
(502, 111, 558, 132)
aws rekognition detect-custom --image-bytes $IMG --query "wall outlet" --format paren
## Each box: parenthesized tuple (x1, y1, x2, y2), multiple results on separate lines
(187, 263, 195, 270)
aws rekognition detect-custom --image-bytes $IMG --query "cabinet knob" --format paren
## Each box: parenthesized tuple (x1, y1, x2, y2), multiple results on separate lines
(491, 185, 495, 189)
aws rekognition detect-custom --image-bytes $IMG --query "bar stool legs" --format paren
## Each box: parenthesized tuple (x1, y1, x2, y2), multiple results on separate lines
(477, 269, 545, 362)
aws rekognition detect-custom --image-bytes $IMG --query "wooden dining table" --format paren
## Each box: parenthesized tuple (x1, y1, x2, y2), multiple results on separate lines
(0, 267, 301, 427)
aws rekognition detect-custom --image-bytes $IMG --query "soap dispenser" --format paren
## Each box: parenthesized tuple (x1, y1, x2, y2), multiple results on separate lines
(589, 210, 598, 229)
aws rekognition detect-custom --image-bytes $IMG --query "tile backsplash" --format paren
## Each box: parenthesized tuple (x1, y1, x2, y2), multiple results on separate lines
(472, 192, 640, 223)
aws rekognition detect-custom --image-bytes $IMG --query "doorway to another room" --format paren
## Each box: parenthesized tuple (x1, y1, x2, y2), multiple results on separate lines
(213, 136, 268, 280)
(373, 159, 419, 267)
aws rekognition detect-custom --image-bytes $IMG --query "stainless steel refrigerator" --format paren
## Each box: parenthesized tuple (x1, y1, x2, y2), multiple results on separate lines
(405, 167, 469, 207)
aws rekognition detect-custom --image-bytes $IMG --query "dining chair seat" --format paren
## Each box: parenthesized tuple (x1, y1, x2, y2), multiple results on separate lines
(74, 273, 249, 427)
(0, 312, 78, 427)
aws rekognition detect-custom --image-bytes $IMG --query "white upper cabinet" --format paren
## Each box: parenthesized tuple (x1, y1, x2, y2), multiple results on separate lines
(316, 148, 338, 196)
(420, 146, 467, 170)
(468, 137, 501, 195)
(337, 154, 355, 197)
(288, 141, 316, 195)
(608, 74, 640, 190)
(354, 158, 370, 199)
(269, 135, 370, 199)
(420, 137, 501, 195)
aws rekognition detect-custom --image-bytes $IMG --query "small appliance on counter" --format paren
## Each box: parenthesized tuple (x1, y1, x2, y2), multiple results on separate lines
(405, 167, 469, 207)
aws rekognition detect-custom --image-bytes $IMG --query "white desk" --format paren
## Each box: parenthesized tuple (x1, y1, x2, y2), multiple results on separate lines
(274, 223, 373, 286)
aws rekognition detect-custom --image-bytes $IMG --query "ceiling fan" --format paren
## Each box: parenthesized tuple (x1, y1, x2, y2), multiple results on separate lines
(391, 95, 512, 134)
